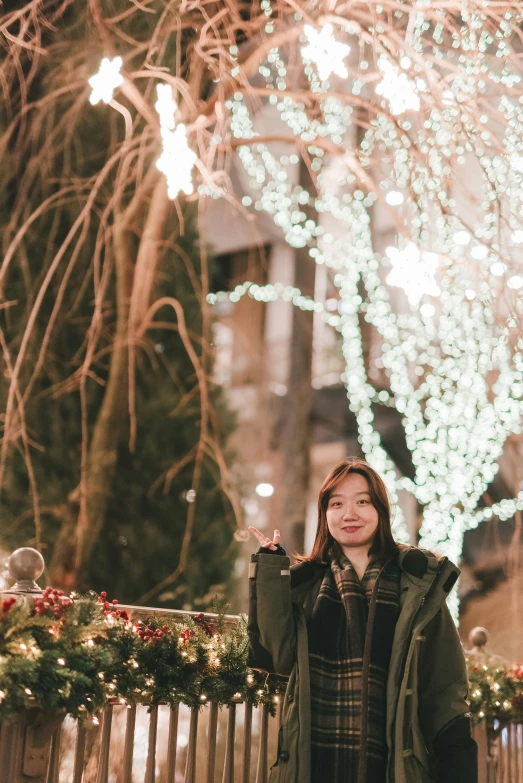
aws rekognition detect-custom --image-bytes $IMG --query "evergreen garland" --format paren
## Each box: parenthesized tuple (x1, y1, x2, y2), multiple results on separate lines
(466, 654, 523, 725)
(2, 592, 522, 726)
(0, 591, 285, 723)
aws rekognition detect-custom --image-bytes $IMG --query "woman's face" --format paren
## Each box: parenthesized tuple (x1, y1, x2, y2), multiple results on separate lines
(326, 472, 379, 550)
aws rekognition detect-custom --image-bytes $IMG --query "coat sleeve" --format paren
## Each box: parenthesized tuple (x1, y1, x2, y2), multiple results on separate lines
(417, 604, 478, 783)
(247, 551, 296, 676)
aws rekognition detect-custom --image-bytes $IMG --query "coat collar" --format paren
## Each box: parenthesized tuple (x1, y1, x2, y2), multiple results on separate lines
(291, 544, 460, 614)
(396, 543, 460, 611)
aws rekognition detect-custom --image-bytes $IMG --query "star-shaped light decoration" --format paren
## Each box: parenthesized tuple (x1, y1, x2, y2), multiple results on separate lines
(376, 57, 420, 116)
(88, 57, 124, 105)
(301, 23, 351, 82)
(386, 244, 441, 305)
(155, 84, 197, 199)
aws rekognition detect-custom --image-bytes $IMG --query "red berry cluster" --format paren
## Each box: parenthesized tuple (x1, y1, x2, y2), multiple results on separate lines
(134, 620, 174, 643)
(512, 664, 523, 681)
(34, 588, 72, 618)
(181, 628, 195, 643)
(193, 613, 215, 638)
(1, 596, 16, 620)
(97, 592, 129, 623)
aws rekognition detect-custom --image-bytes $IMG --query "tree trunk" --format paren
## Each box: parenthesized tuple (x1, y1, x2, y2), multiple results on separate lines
(280, 157, 317, 556)
(49, 182, 170, 587)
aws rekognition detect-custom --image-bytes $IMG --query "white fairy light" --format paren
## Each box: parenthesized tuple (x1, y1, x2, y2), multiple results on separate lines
(420, 303, 435, 318)
(88, 57, 123, 105)
(490, 262, 506, 276)
(255, 482, 274, 498)
(471, 245, 488, 260)
(385, 245, 441, 305)
(385, 191, 404, 206)
(511, 230, 523, 244)
(155, 84, 197, 199)
(376, 58, 420, 115)
(301, 24, 350, 82)
(453, 230, 471, 246)
(508, 275, 523, 289)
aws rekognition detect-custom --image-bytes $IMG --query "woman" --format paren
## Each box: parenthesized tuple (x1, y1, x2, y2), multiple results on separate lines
(248, 458, 477, 783)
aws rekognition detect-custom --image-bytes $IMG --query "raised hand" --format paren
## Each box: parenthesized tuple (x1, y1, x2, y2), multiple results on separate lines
(248, 527, 281, 551)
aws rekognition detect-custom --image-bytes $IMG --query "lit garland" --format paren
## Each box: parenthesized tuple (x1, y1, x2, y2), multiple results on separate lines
(467, 654, 523, 725)
(0, 592, 284, 722)
(1, 592, 522, 726)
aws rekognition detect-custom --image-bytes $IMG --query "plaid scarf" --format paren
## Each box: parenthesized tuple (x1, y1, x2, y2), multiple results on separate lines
(308, 554, 401, 783)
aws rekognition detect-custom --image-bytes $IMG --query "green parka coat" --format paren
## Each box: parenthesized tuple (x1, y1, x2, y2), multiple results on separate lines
(248, 544, 473, 783)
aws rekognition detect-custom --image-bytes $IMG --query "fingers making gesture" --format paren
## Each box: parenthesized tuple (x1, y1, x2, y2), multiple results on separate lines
(248, 527, 281, 551)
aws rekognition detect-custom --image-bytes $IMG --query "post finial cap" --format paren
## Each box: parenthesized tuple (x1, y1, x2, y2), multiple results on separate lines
(7, 548, 44, 592)
(469, 626, 489, 650)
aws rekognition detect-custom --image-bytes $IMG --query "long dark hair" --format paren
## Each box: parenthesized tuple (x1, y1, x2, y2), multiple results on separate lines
(295, 458, 399, 564)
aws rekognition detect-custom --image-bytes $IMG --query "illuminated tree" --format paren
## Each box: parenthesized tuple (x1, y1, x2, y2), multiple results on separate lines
(3, 2, 523, 613)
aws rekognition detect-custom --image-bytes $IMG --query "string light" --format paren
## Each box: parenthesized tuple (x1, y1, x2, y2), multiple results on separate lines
(84, 6, 523, 621)
(88, 57, 123, 105)
(211, 6, 523, 624)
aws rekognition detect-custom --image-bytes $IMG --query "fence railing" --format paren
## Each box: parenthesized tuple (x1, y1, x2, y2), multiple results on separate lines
(0, 699, 280, 783)
(0, 547, 521, 782)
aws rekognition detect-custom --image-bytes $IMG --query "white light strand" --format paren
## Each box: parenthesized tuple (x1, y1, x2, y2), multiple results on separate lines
(207, 282, 342, 329)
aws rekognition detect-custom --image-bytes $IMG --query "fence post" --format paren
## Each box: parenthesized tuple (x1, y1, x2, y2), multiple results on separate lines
(2, 547, 44, 595)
